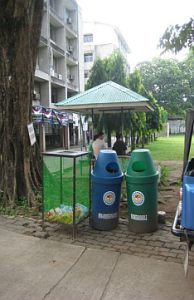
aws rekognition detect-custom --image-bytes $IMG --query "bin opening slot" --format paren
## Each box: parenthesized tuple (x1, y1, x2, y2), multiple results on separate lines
(106, 162, 119, 173)
(132, 161, 147, 172)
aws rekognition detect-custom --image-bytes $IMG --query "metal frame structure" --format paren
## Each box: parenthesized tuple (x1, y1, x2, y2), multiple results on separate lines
(42, 150, 91, 237)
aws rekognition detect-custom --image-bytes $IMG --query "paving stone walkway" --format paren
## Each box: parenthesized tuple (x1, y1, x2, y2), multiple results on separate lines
(1, 215, 194, 266)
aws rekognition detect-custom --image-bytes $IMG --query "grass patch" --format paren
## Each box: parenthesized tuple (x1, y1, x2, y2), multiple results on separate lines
(160, 165, 169, 186)
(144, 134, 194, 161)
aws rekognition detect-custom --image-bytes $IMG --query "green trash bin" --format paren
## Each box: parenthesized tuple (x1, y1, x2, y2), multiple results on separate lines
(125, 149, 159, 233)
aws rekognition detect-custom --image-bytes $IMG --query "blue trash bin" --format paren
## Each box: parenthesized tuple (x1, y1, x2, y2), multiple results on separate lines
(181, 160, 194, 230)
(91, 150, 123, 230)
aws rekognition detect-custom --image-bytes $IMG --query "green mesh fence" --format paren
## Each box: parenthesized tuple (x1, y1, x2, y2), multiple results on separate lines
(43, 154, 90, 225)
(118, 156, 130, 173)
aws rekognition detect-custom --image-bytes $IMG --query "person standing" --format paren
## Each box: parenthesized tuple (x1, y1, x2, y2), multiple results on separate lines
(92, 131, 106, 159)
(86, 131, 90, 145)
(112, 133, 127, 155)
(88, 134, 98, 157)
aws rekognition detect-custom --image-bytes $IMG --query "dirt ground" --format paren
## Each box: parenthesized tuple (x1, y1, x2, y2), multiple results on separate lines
(120, 160, 183, 223)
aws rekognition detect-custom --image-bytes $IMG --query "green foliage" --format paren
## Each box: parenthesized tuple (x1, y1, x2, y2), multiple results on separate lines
(159, 18, 194, 55)
(160, 107, 168, 124)
(158, 17, 194, 111)
(127, 69, 142, 93)
(86, 49, 129, 134)
(86, 49, 127, 90)
(106, 49, 127, 86)
(180, 50, 194, 107)
(136, 58, 190, 116)
(0, 191, 42, 217)
(35, 192, 43, 211)
(85, 57, 108, 90)
(85, 50, 167, 144)
(126, 70, 166, 147)
(160, 165, 169, 186)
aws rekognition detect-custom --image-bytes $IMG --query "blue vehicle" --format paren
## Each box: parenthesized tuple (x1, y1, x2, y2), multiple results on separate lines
(172, 108, 194, 275)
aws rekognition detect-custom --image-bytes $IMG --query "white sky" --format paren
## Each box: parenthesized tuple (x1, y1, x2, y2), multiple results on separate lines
(77, 0, 194, 70)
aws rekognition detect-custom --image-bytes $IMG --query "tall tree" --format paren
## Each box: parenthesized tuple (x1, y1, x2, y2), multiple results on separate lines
(127, 70, 166, 147)
(86, 50, 127, 145)
(104, 49, 128, 145)
(106, 49, 127, 86)
(180, 50, 194, 107)
(85, 57, 108, 90)
(136, 58, 188, 116)
(159, 18, 194, 54)
(126, 70, 145, 148)
(0, 0, 43, 205)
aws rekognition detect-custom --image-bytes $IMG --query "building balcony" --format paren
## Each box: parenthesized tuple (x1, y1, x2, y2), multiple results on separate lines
(50, 41, 65, 57)
(49, 7, 64, 27)
(67, 82, 79, 92)
(66, 0, 78, 9)
(66, 52, 78, 66)
(39, 36, 48, 47)
(51, 75, 65, 87)
(35, 68, 49, 82)
(66, 24, 77, 39)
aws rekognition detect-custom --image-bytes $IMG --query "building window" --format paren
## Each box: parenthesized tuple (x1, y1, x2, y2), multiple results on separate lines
(84, 70, 90, 78)
(84, 34, 93, 43)
(34, 82, 41, 95)
(50, 0, 56, 11)
(34, 82, 41, 101)
(53, 57, 58, 73)
(36, 50, 39, 69)
(51, 88, 58, 103)
(50, 24, 56, 43)
(84, 53, 93, 63)
(67, 92, 72, 98)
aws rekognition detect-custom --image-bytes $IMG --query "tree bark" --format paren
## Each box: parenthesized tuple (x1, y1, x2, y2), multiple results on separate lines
(0, 0, 43, 206)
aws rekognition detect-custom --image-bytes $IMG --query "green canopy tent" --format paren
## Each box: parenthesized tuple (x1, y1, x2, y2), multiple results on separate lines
(56, 81, 153, 114)
(55, 81, 154, 148)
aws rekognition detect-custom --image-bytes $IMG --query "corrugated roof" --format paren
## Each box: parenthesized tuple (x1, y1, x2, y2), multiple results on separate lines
(55, 81, 153, 114)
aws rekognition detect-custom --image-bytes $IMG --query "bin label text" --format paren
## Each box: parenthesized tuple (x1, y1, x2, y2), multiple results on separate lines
(131, 214, 147, 221)
(132, 191, 145, 206)
(98, 213, 118, 219)
(103, 191, 116, 205)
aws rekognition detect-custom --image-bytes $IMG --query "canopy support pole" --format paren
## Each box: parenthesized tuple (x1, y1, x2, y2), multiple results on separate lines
(80, 114, 83, 151)
(80, 114, 87, 151)
(65, 125, 70, 149)
(128, 109, 131, 147)
(102, 110, 105, 134)
(39, 122, 46, 152)
(121, 107, 124, 137)
(91, 108, 94, 141)
(60, 125, 65, 148)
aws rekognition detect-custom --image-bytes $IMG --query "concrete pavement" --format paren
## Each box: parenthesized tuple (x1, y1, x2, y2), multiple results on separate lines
(2, 215, 194, 266)
(1, 220, 194, 300)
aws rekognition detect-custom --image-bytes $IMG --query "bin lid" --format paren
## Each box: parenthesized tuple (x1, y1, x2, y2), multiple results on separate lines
(92, 150, 123, 178)
(126, 149, 157, 177)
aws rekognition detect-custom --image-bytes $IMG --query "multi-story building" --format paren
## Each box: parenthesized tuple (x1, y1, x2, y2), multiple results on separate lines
(83, 21, 131, 85)
(33, 0, 84, 147)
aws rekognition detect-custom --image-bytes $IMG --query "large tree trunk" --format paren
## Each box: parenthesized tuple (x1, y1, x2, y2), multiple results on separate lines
(0, 0, 44, 206)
